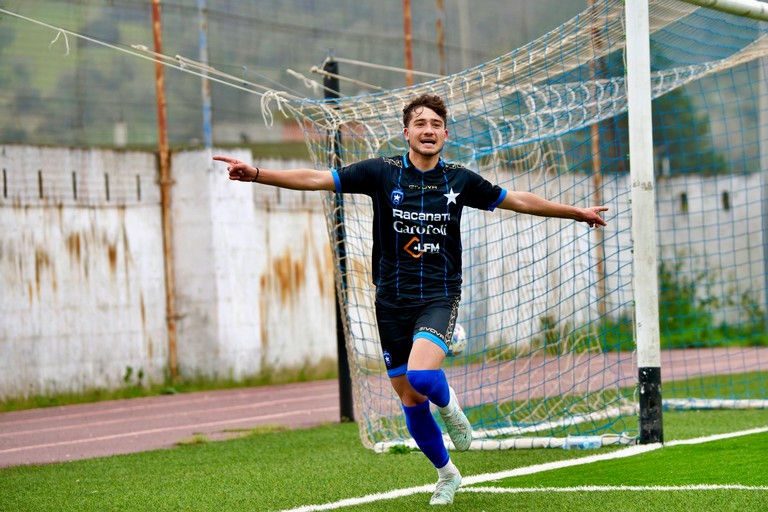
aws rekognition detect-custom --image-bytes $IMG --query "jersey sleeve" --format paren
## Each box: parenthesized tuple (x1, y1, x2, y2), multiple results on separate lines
(331, 158, 380, 196)
(463, 169, 506, 211)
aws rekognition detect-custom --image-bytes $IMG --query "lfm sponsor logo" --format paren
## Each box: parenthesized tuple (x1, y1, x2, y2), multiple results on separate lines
(404, 236, 440, 258)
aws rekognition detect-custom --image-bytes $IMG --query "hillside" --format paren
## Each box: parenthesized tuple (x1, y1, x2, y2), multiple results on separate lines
(0, 0, 583, 147)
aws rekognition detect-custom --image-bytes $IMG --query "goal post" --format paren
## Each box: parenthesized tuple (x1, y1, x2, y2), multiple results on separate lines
(626, 0, 663, 444)
(280, 0, 768, 450)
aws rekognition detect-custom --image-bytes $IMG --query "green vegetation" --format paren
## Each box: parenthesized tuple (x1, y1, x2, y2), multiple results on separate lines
(1, 1, 588, 149)
(589, 253, 768, 352)
(175, 434, 210, 447)
(583, 44, 735, 177)
(1, 409, 766, 511)
(663, 371, 768, 403)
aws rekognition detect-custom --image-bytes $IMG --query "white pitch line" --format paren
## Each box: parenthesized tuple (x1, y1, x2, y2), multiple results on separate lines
(279, 426, 768, 512)
(664, 425, 768, 446)
(463, 484, 768, 493)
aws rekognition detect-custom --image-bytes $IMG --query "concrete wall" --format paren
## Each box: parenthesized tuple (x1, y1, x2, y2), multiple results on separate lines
(172, 151, 336, 380)
(0, 146, 168, 398)
(0, 144, 764, 398)
(0, 146, 335, 399)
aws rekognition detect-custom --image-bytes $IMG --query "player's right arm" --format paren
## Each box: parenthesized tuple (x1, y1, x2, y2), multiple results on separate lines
(213, 155, 335, 191)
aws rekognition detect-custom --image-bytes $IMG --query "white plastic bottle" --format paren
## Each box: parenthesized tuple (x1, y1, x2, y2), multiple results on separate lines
(562, 435, 602, 450)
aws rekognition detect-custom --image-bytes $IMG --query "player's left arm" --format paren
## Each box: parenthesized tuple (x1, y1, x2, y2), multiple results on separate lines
(498, 190, 608, 228)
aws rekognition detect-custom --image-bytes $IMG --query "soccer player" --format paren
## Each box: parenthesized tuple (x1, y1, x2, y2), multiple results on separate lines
(213, 93, 607, 505)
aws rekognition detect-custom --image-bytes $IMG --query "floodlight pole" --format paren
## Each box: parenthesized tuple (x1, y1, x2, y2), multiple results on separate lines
(625, 0, 663, 444)
(324, 57, 355, 423)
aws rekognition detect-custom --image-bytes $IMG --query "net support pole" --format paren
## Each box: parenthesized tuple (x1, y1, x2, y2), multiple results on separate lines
(625, 0, 663, 444)
(324, 57, 355, 423)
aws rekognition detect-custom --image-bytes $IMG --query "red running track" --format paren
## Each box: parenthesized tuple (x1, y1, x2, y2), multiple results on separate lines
(2, 347, 766, 468)
(0, 380, 340, 468)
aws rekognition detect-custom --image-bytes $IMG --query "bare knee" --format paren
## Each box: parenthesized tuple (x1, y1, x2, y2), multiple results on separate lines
(390, 374, 427, 407)
(399, 388, 426, 407)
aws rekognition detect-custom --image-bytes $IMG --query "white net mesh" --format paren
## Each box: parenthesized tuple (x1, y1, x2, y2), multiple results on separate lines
(279, 0, 768, 450)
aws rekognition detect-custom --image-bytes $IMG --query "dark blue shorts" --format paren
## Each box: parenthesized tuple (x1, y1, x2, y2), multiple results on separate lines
(375, 293, 460, 378)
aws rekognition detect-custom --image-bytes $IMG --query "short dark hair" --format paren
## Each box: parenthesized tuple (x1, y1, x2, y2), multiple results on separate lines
(402, 94, 448, 128)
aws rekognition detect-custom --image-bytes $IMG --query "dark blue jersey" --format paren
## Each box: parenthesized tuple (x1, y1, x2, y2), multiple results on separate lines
(331, 154, 506, 300)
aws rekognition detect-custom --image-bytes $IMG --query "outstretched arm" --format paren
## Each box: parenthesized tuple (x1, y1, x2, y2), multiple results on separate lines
(499, 190, 608, 228)
(213, 155, 335, 191)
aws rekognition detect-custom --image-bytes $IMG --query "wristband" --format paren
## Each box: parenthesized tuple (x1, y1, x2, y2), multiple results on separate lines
(253, 167, 260, 182)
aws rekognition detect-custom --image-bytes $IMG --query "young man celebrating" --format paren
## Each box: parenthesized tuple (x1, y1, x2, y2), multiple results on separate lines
(214, 94, 607, 505)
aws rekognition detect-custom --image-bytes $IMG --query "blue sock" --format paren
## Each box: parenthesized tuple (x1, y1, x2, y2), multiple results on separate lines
(402, 400, 450, 468)
(406, 369, 451, 407)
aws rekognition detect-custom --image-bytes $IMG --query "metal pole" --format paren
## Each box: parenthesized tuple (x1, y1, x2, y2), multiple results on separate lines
(760, 46, 768, 331)
(324, 57, 354, 423)
(403, 0, 414, 86)
(152, 0, 179, 381)
(625, 0, 663, 444)
(197, 0, 212, 150)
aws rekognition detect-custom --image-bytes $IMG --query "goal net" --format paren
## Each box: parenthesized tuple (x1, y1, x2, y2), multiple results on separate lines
(282, 0, 768, 450)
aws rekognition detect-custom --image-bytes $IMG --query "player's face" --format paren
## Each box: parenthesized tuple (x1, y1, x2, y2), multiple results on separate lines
(404, 107, 447, 157)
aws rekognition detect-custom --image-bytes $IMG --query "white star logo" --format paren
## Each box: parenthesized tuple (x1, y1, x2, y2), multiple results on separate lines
(444, 188, 459, 205)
